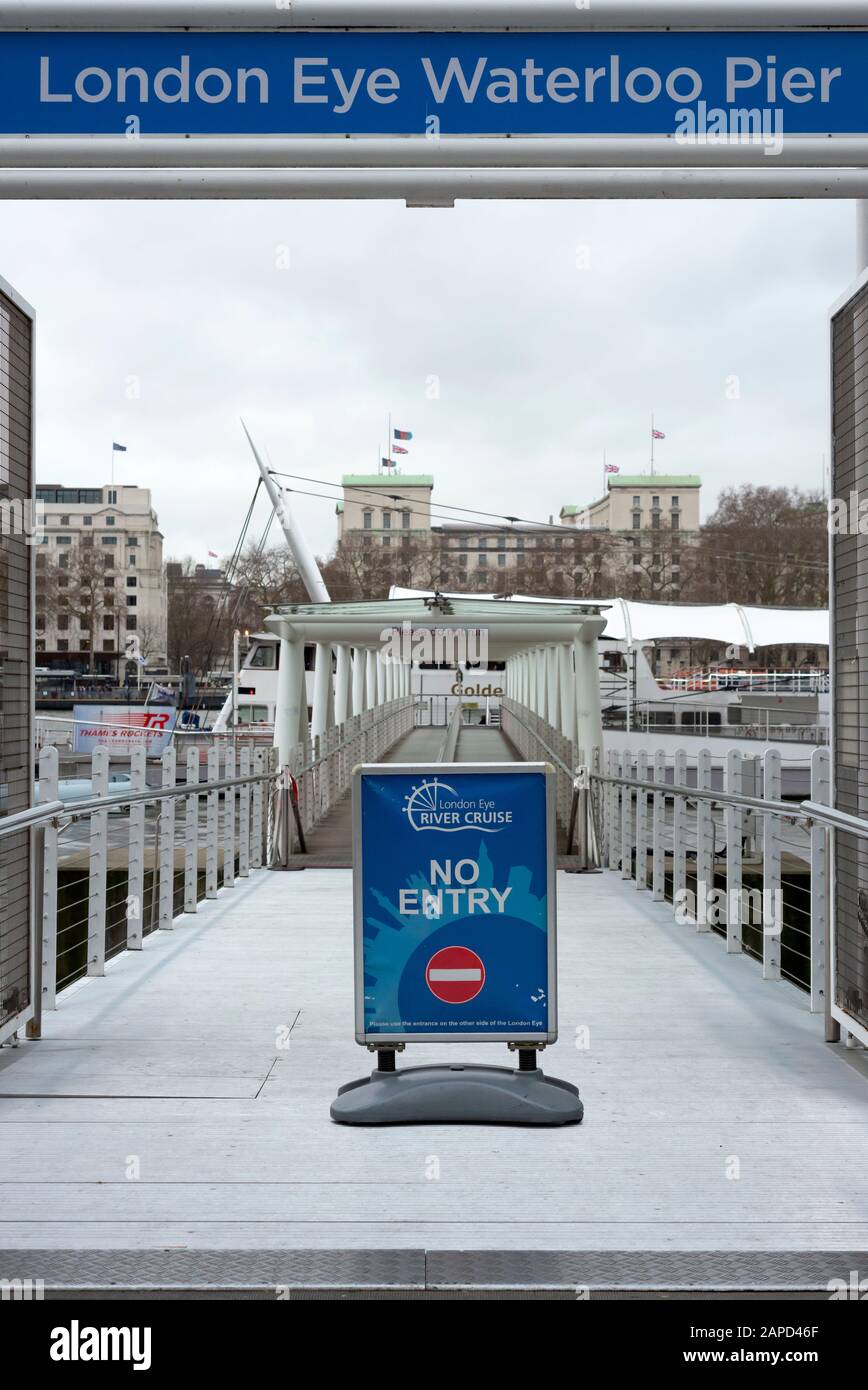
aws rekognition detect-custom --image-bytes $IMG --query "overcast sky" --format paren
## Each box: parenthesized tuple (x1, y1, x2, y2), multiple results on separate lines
(0, 197, 856, 562)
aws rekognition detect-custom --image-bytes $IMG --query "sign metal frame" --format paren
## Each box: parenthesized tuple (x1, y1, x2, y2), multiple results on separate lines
(352, 759, 558, 1047)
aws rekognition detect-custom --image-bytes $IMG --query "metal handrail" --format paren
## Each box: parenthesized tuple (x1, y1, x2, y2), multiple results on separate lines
(800, 799, 868, 841)
(592, 770, 806, 823)
(294, 696, 416, 777)
(439, 703, 462, 763)
(0, 767, 278, 841)
(500, 702, 576, 780)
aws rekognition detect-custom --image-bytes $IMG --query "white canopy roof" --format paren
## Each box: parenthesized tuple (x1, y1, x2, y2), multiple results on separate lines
(388, 589, 829, 652)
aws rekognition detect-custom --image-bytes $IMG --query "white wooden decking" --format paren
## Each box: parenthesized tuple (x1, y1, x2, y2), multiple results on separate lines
(1, 867, 867, 1290)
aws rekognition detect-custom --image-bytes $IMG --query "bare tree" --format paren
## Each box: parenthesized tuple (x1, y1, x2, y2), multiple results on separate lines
(694, 485, 827, 607)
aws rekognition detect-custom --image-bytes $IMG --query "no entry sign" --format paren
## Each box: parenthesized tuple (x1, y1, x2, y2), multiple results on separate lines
(352, 762, 557, 1044)
(426, 945, 486, 1005)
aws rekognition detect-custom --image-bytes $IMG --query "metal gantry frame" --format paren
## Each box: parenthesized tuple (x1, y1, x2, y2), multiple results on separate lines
(0, 2, 866, 198)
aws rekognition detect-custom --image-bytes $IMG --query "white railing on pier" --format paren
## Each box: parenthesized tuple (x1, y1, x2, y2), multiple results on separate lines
(594, 745, 831, 1011)
(273, 697, 415, 862)
(0, 742, 279, 1045)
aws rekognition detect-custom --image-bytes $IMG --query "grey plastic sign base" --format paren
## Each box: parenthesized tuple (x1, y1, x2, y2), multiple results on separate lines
(330, 1062, 583, 1126)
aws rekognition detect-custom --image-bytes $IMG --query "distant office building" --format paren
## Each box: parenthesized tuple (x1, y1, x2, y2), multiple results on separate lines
(335, 470, 701, 598)
(0, 274, 35, 1043)
(34, 483, 167, 676)
(559, 474, 701, 534)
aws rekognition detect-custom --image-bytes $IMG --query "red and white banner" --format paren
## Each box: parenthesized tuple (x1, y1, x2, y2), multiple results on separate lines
(73, 705, 176, 756)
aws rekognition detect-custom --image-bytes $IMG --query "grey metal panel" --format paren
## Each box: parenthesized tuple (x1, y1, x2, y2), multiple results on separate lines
(0, 281, 32, 1035)
(0, 1248, 426, 1290)
(0, 1247, 862, 1293)
(831, 279, 868, 1032)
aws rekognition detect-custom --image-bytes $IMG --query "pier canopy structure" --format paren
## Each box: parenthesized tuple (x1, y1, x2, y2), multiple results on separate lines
(264, 594, 607, 768)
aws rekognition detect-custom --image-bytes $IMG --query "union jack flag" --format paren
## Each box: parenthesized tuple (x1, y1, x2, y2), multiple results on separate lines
(652, 428, 666, 440)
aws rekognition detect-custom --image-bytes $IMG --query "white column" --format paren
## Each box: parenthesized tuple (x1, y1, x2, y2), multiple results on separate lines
(365, 649, 377, 710)
(273, 626, 305, 767)
(535, 648, 546, 716)
(558, 644, 575, 742)
(385, 658, 394, 703)
(520, 653, 529, 707)
(334, 644, 350, 726)
(545, 646, 559, 730)
(574, 634, 603, 767)
(311, 641, 333, 739)
(351, 647, 366, 715)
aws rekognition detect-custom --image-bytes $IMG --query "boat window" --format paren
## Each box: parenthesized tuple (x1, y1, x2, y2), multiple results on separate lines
(248, 646, 275, 668)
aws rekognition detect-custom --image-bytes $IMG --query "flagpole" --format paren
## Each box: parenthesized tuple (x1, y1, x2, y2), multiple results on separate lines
(650, 414, 655, 476)
(388, 410, 392, 472)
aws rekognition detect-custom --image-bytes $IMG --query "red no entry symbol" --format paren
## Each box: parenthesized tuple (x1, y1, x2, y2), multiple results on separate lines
(425, 945, 486, 1004)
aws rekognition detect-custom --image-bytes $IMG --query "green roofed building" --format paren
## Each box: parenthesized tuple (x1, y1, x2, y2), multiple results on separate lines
(338, 473, 434, 547)
(559, 474, 701, 536)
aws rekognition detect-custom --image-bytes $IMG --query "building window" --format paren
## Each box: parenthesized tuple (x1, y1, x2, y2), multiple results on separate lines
(126, 596, 137, 607)
(652, 514, 660, 529)
(632, 513, 641, 530)
(363, 511, 372, 530)
(126, 577, 136, 587)
(103, 639, 115, 652)
(458, 553, 467, 567)
(127, 536, 138, 547)
(81, 534, 93, 547)
(632, 495, 640, 507)
(60, 514, 70, 525)
(554, 536, 562, 550)
(107, 489, 117, 504)
(57, 614, 69, 631)
(478, 536, 487, 549)
(126, 615, 137, 630)
(101, 535, 118, 546)
(478, 553, 487, 567)
(83, 515, 92, 526)
(103, 614, 114, 630)
(382, 511, 391, 529)
(402, 510, 410, 529)
(383, 535, 391, 548)
(497, 536, 505, 549)
(516, 537, 524, 551)
(57, 639, 68, 653)
(671, 512, 680, 530)
(652, 495, 660, 507)
(56, 535, 72, 545)
(106, 515, 116, 526)
(58, 553, 69, 569)
(671, 495, 679, 506)
(128, 554, 136, 567)
(498, 553, 506, 567)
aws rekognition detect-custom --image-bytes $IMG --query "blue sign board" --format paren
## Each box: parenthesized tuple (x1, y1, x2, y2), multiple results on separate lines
(1, 31, 867, 136)
(353, 762, 556, 1044)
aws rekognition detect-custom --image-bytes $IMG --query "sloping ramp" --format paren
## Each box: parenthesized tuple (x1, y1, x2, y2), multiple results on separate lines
(294, 724, 521, 868)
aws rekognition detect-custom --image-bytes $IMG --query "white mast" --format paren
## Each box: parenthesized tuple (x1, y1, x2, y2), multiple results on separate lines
(240, 418, 330, 604)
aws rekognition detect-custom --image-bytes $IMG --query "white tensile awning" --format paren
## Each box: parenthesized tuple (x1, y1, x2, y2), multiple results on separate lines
(388, 588, 829, 652)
